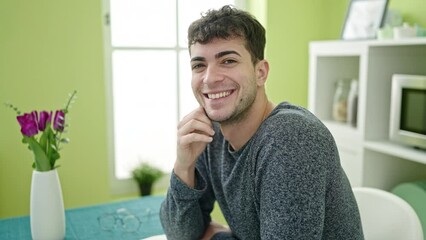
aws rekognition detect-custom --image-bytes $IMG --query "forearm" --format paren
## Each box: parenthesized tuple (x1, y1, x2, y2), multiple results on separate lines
(160, 171, 213, 240)
(160, 195, 206, 239)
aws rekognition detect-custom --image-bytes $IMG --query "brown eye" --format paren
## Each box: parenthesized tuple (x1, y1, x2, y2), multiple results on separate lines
(223, 59, 237, 65)
(192, 63, 204, 70)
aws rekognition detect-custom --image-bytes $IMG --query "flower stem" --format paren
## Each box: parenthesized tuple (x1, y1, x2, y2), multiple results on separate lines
(55, 90, 77, 151)
(63, 90, 77, 114)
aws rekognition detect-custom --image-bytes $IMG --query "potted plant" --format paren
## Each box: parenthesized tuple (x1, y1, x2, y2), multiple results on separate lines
(132, 163, 164, 196)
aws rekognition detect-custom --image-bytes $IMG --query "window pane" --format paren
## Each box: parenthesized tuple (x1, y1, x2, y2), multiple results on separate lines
(112, 50, 177, 179)
(110, 0, 176, 47)
(179, 51, 199, 119)
(178, 0, 235, 47)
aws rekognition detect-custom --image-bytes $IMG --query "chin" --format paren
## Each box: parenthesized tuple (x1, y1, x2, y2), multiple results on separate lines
(207, 110, 246, 125)
(204, 108, 228, 122)
(206, 112, 228, 122)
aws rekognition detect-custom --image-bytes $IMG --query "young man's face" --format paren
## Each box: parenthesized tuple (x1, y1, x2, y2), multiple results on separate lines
(189, 38, 262, 123)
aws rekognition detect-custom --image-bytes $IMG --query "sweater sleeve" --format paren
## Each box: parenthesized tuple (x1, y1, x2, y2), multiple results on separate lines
(160, 157, 216, 240)
(255, 110, 333, 239)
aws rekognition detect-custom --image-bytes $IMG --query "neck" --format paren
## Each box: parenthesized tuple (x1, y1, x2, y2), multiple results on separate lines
(220, 94, 275, 151)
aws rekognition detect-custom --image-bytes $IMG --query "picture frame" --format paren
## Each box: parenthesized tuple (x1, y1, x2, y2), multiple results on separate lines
(341, 0, 389, 40)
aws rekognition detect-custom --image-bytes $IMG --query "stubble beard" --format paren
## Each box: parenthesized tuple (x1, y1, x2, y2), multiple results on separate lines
(205, 82, 257, 126)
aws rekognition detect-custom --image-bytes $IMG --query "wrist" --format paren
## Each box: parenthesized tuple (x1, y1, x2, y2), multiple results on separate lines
(173, 163, 196, 188)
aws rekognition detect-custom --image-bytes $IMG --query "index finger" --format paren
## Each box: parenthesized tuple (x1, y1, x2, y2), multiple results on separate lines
(178, 106, 212, 129)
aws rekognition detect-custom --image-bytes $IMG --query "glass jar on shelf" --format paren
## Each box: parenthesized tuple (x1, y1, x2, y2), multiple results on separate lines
(347, 79, 359, 127)
(332, 78, 351, 122)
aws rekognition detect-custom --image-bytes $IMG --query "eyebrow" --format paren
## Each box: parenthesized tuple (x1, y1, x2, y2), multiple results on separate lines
(190, 50, 241, 62)
(215, 50, 241, 59)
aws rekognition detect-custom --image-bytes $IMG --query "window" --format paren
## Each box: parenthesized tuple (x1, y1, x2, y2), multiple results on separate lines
(103, 0, 244, 194)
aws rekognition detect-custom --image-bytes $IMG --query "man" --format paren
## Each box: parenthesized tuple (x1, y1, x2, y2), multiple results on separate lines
(160, 5, 363, 240)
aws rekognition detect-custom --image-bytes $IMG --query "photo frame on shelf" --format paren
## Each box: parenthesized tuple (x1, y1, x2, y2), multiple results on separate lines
(342, 0, 389, 40)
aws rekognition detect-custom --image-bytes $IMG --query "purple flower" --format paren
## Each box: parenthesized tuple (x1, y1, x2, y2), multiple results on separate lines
(17, 111, 39, 137)
(53, 110, 65, 132)
(38, 111, 52, 131)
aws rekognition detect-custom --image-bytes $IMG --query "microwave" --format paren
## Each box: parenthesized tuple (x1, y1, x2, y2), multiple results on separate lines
(389, 74, 426, 149)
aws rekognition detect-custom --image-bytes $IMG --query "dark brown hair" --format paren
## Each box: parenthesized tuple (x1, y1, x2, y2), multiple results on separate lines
(187, 5, 266, 64)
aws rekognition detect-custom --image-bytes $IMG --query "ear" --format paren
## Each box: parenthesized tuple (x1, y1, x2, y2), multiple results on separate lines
(255, 59, 269, 87)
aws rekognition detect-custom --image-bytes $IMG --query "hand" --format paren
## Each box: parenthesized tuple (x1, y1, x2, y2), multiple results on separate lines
(201, 222, 231, 240)
(174, 106, 214, 187)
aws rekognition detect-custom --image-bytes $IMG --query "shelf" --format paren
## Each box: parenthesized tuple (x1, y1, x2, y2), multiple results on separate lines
(323, 120, 359, 135)
(310, 38, 426, 50)
(364, 140, 426, 164)
(309, 39, 426, 189)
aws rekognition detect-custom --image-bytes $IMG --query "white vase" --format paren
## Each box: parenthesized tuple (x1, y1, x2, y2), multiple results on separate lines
(30, 169, 66, 240)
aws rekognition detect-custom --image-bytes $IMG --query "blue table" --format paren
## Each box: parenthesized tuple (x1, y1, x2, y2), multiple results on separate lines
(0, 195, 165, 240)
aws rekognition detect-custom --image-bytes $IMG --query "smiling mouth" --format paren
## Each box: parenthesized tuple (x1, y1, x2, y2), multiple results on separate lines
(205, 90, 233, 100)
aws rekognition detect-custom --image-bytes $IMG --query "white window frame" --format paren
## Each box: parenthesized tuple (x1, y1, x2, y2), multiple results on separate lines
(102, 0, 246, 195)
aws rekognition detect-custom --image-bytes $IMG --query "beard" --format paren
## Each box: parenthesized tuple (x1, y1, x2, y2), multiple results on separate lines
(206, 79, 258, 125)
(216, 91, 256, 125)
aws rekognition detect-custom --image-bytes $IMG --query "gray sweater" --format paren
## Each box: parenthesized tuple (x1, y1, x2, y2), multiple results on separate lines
(160, 102, 364, 239)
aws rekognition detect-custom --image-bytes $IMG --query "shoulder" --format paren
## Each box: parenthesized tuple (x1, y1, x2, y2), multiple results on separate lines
(270, 102, 319, 125)
(253, 102, 338, 166)
(260, 102, 331, 141)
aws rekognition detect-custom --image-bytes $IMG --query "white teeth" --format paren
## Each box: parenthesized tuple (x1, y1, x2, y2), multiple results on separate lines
(207, 91, 231, 99)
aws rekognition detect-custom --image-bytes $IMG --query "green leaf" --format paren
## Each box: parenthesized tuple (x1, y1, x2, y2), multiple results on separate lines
(25, 136, 51, 171)
(132, 163, 164, 185)
(49, 144, 60, 161)
(60, 138, 70, 144)
(48, 128, 55, 151)
(39, 127, 49, 154)
(46, 129, 60, 167)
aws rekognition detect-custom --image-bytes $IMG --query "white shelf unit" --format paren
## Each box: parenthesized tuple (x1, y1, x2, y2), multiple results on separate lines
(308, 39, 426, 190)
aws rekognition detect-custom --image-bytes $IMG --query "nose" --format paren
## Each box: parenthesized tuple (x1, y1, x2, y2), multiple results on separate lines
(203, 65, 224, 85)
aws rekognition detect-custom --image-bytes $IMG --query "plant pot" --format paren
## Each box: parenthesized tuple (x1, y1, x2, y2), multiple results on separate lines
(139, 183, 153, 196)
(30, 169, 65, 240)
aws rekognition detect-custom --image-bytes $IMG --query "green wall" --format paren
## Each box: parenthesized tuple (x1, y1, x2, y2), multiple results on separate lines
(0, 1, 113, 218)
(265, 0, 426, 107)
(389, 0, 426, 25)
(1, 0, 425, 219)
(265, 0, 347, 106)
